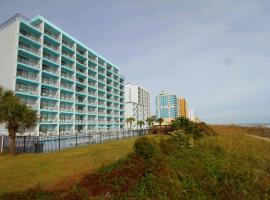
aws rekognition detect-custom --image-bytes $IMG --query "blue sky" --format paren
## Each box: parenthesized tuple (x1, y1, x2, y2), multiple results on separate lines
(1, 0, 269, 124)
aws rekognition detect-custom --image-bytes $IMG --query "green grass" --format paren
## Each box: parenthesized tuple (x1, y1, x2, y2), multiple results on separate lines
(0, 134, 168, 195)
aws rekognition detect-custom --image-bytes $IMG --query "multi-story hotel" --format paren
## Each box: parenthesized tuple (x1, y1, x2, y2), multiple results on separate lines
(0, 14, 125, 136)
(178, 97, 188, 118)
(155, 90, 178, 122)
(124, 84, 150, 128)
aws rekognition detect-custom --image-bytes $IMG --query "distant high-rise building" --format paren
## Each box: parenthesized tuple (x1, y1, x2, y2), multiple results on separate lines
(124, 84, 150, 128)
(155, 90, 178, 122)
(178, 97, 188, 118)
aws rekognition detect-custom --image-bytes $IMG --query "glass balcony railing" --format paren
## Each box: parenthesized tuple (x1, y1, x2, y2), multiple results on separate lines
(41, 92, 58, 98)
(42, 80, 58, 87)
(75, 119, 86, 123)
(15, 85, 38, 95)
(61, 84, 73, 90)
(19, 43, 40, 55)
(88, 57, 96, 63)
(40, 105, 57, 111)
(43, 65, 58, 75)
(60, 96, 73, 102)
(59, 119, 73, 123)
(17, 72, 38, 82)
(20, 30, 41, 43)
(61, 63, 74, 70)
(44, 30, 60, 41)
(60, 107, 73, 112)
(62, 51, 74, 59)
(18, 57, 39, 68)
(40, 118, 58, 123)
(62, 40, 74, 49)
(76, 109, 86, 113)
(44, 42, 59, 52)
(43, 54, 59, 63)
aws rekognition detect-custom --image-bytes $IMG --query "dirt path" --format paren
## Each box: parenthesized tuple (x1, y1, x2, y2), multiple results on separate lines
(246, 134, 270, 142)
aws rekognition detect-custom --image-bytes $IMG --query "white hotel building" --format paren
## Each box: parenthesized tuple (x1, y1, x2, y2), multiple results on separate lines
(124, 84, 150, 129)
(0, 14, 125, 136)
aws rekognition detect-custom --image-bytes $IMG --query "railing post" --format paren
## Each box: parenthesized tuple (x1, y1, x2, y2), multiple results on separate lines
(100, 132, 102, 143)
(109, 131, 111, 141)
(88, 132, 91, 144)
(58, 133, 60, 150)
(76, 132, 78, 147)
(23, 136, 26, 152)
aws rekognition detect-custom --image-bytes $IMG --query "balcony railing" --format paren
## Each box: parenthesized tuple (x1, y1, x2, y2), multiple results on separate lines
(44, 42, 59, 52)
(40, 118, 58, 123)
(19, 43, 40, 55)
(43, 66, 58, 75)
(40, 105, 57, 111)
(75, 119, 86, 123)
(43, 54, 59, 63)
(88, 57, 96, 63)
(42, 80, 58, 87)
(17, 72, 38, 81)
(76, 109, 86, 113)
(20, 30, 41, 43)
(16, 86, 38, 95)
(62, 40, 74, 49)
(59, 119, 73, 123)
(60, 107, 73, 112)
(62, 51, 74, 59)
(60, 96, 73, 101)
(18, 57, 39, 68)
(41, 92, 58, 98)
(61, 84, 73, 90)
(44, 30, 60, 41)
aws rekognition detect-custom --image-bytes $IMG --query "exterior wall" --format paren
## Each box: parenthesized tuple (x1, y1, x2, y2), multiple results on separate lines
(0, 19, 19, 90)
(0, 14, 125, 136)
(124, 84, 150, 128)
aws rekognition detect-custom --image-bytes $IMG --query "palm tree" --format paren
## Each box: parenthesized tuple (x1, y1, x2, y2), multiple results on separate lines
(0, 86, 37, 155)
(146, 116, 156, 128)
(156, 118, 164, 129)
(137, 120, 145, 129)
(126, 117, 135, 129)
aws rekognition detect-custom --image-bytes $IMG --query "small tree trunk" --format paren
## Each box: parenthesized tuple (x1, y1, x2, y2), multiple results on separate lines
(9, 131, 16, 156)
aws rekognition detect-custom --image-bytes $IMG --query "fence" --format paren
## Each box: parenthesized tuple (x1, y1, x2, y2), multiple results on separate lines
(0, 129, 149, 153)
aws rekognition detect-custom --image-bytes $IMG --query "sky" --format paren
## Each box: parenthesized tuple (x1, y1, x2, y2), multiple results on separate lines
(0, 0, 269, 124)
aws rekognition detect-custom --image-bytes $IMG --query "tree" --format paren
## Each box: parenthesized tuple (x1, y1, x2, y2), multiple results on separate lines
(156, 118, 164, 129)
(137, 120, 145, 129)
(146, 116, 156, 128)
(126, 117, 135, 129)
(0, 86, 37, 155)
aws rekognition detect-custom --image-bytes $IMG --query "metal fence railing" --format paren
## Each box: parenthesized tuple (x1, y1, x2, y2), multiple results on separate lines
(0, 129, 149, 153)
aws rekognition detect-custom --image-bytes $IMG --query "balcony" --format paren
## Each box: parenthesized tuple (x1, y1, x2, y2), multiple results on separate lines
(18, 56, 39, 69)
(41, 91, 58, 99)
(17, 71, 39, 82)
(76, 108, 86, 113)
(62, 40, 74, 50)
(42, 64, 58, 76)
(61, 83, 73, 91)
(42, 79, 58, 87)
(75, 119, 86, 123)
(15, 84, 38, 95)
(62, 51, 74, 60)
(40, 118, 58, 123)
(19, 42, 40, 56)
(44, 29, 60, 42)
(43, 53, 59, 64)
(60, 107, 73, 112)
(19, 29, 41, 43)
(40, 105, 58, 111)
(44, 42, 59, 52)
(76, 98, 87, 104)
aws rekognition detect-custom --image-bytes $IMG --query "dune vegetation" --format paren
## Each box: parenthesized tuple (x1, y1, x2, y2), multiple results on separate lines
(1, 123, 270, 199)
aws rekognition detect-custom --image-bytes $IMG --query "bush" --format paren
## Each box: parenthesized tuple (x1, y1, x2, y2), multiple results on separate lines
(134, 137, 159, 160)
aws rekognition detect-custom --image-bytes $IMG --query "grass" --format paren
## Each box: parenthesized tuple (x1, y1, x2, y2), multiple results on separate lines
(0, 134, 168, 195)
(2, 125, 270, 199)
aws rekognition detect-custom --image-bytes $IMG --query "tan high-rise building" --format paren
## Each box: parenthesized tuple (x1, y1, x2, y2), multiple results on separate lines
(178, 97, 188, 118)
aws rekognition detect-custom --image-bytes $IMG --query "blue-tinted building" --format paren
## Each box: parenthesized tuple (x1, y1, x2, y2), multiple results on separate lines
(155, 90, 178, 121)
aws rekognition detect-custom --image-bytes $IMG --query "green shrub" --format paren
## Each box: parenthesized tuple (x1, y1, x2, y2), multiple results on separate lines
(134, 137, 159, 160)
